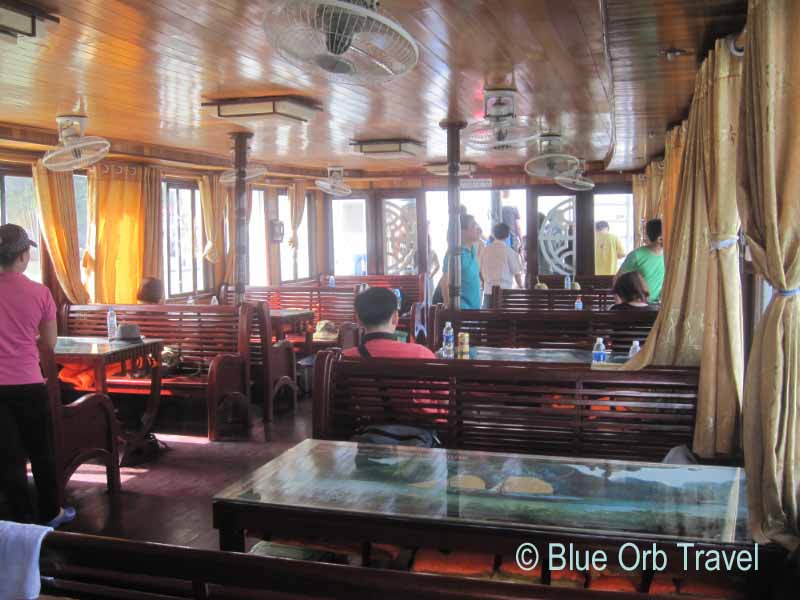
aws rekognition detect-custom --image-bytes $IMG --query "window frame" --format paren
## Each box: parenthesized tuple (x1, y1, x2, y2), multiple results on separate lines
(162, 178, 209, 299)
(328, 195, 370, 277)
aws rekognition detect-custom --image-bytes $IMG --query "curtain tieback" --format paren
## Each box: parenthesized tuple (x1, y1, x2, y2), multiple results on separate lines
(709, 237, 738, 252)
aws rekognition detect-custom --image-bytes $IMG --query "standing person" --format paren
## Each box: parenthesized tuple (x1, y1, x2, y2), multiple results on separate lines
(427, 233, 440, 304)
(0, 224, 75, 527)
(594, 221, 626, 275)
(617, 218, 665, 303)
(479, 223, 523, 308)
(441, 213, 482, 309)
(501, 205, 522, 251)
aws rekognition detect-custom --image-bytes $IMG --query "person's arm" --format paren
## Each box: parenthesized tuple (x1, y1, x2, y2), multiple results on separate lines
(616, 236, 626, 259)
(38, 319, 57, 353)
(509, 249, 524, 288)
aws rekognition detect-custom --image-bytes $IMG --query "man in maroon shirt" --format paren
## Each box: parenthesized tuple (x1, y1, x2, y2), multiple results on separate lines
(343, 287, 436, 359)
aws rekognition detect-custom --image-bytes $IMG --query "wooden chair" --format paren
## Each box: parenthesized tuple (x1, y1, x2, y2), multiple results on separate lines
(42, 349, 120, 506)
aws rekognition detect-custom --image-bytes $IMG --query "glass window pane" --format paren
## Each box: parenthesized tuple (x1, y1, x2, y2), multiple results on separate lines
(499, 189, 526, 252)
(249, 190, 268, 286)
(593, 193, 633, 275)
(278, 193, 294, 282)
(383, 198, 417, 275)
(537, 195, 575, 276)
(166, 186, 181, 296)
(3, 176, 41, 283)
(332, 198, 367, 276)
(73, 174, 89, 260)
(425, 191, 448, 290)
(297, 195, 310, 280)
(194, 190, 204, 292)
(459, 190, 492, 241)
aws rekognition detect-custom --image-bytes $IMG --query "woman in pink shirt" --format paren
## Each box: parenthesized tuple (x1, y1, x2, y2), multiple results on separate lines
(0, 223, 75, 527)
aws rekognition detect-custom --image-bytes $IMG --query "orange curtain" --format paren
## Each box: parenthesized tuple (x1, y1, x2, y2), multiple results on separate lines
(737, 0, 800, 551)
(88, 162, 145, 304)
(199, 174, 226, 286)
(141, 166, 162, 281)
(661, 123, 688, 252)
(31, 162, 90, 304)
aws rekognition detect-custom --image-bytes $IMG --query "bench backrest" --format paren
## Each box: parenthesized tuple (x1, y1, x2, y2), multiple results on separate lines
(313, 351, 699, 462)
(321, 274, 426, 309)
(431, 308, 657, 353)
(537, 274, 614, 290)
(60, 304, 252, 372)
(493, 287, 615, 311)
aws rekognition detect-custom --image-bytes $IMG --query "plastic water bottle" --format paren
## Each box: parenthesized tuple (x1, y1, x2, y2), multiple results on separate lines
(564, 274, 571, 289)
(574, 296, 583, 311)
(442, 321, 455, 359)
(210, 296, 219, 305)
(106, 307, 117, 341)
(393, 288, 402, 311)
(628, 340, 641, 359)
(328, 275, 336, 288)
(592, 337, 607, 363)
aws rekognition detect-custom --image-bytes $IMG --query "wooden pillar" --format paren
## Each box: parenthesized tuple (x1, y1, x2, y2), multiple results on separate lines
(441, 120, 466, 310)
(575, 190, 595, 276)
(231, 131, 253, 305)
(526, 187, 538, 287)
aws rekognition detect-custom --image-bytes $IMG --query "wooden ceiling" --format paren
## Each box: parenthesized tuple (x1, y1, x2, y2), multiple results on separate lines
(0, 0, 743, 174)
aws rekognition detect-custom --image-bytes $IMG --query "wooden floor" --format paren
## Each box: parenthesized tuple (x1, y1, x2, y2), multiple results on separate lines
(57, 400, 312, 550)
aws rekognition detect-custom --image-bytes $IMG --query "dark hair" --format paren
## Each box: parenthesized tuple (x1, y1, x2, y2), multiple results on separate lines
(645, 219, 662, 243)
(460, 213, 476, 231)
(613, 271, 650, 304)
(492, 222, 511, 240)
(137, 277, 164, 304)
(595, 221, 610, 232)
(0, 247, 26, 268)
(354, 287, 398, 326)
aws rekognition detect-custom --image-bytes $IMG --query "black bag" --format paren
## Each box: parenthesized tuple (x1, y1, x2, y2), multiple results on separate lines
(351, 424, 440, 448)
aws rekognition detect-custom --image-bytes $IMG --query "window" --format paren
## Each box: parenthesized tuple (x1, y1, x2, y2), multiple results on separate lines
(162, 182, 206, 297)
(499, 189, 526, 250)
(249, 189, 268, 286)
(331, 198, 367, 276)
(73, 174, 89, 260)
(382, 197, 417, 275)
(278, 192, 311, 282)
(594, 193, 634, 274)
(537, 195, 575, 276)
(0, 174, 41, 282)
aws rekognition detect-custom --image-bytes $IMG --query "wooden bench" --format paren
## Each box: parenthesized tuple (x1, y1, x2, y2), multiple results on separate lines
(59, 304, 253, 441)
(313, 350, 698, 462)
(39, 531, 724, 600)
(430, 308, 657, 354)
(538, 274, 614, 290)
(492, 287, 616, 311)
(318, 273, 426, 311)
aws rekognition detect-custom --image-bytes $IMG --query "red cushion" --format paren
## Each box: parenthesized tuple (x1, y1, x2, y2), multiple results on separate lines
(412, 549, 495, 577)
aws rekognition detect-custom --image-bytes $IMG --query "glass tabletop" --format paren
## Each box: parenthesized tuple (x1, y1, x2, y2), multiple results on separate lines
(55, 336, 162, 357)
(216, 439, 749, 545)
(442, 346, 630, 365)
(271, 309, 314, 318)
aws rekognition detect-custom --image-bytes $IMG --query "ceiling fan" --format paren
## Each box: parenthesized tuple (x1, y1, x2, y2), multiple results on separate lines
(464, 89, 539, 152)
(42, 115, 110, 172)
(220, 166, 269, 186)
(523, 134, 580, 179)
(264, 0, 419, 84)
(555, 160, 595, 191)
(315, 167, 352, 197)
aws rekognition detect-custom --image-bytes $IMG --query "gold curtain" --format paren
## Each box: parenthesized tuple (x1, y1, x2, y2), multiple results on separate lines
(199, 174, 227, 285)
(88, 163, 145, 304)
(738, 0, 800, 551)
(31, 162, 90, 304)
(632, 173, 647, 247)
(644, 161, 665, 223)
(287, 180, 307, 281)
(223, 185, 253, 285)
(141, 166, 162, 282)
(695, 39, 744, 459)
(661, 123, 688, 252)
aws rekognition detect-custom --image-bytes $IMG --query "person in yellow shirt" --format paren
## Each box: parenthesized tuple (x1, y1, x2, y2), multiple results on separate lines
(594, 221, 626, 275)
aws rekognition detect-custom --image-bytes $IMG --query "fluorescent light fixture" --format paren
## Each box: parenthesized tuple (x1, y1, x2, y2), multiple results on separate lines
(351, 139, 424, 159)
(0, 1, 59, 38)
(202, 96, 322, 123)
(424, 162, 478, 176)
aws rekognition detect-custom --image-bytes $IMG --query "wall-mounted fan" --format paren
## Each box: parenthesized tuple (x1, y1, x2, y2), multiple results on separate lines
(524, 134, 580, 178)
(464, 89, 539, 152)
(42, 116, 110, 172)
(315, 167, 352, 197)
(220, 166, 269, 186)
(555, 161, 595, 191)
(424, 162, 477, 177)
(265, 0, 419, 84)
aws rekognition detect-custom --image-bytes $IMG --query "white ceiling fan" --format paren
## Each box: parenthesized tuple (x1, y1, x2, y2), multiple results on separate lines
(315, 166, 352, 197)
(220, 166, 269, 186)
(42, 115, 110, 172)
(464, 89, 539, 152)
(523, 134, 580, 179)
(555, 160, 595, 191)
(264, 0, 419, 85)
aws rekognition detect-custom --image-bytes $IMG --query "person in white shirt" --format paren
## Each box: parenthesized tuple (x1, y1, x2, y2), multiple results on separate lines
(479, 222, 523, 308)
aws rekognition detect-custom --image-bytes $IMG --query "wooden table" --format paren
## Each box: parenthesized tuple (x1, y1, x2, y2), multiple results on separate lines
(214, 440, 769, 586)
(270, 309, 314, 340)
(465, 346, 630, 365)
(55, 336, 164, 465)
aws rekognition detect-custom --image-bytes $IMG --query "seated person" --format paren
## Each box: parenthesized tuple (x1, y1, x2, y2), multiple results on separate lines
(137, 277, 164, 304)
(344, 287, 436, 359)
(610, 271, 658, 310)
(617, 218, 664, 302)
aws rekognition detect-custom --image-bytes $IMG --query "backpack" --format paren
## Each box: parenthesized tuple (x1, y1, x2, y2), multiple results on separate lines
(350, 424, 441, 448)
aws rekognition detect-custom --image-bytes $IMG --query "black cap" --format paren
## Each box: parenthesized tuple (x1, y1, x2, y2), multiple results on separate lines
(0, 224, 38, 255)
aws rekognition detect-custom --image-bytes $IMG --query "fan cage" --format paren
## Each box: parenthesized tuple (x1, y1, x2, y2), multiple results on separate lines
(220, 167, 269, 186)
(464, 117, 539, 152)
(524, 153, 580, 178)
(315, 179, 352, 197)
(555, 173, 596, 191)
(42, 138, 110, 172)
(265, 0, 420, 84)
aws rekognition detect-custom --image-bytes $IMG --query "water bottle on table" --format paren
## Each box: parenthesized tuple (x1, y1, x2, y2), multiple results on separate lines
(328, 275, 336, 288)
(106, 307, 117, 341)
(591, 337, 607, 363)
(442, 321, 455, 359)
(628, 340, 641, 359)
(574, 295, 583, 311)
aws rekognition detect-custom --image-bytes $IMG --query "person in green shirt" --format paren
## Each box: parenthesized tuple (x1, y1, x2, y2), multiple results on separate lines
(617, 218, 665, 303)
(441, 213, 482, 309)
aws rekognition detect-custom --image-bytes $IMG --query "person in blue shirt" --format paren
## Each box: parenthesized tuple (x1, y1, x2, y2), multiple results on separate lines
(441, 213, 482, 309)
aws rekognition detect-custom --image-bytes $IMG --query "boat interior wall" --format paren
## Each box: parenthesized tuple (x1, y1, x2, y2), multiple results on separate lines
(0, 0, 746, 175)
